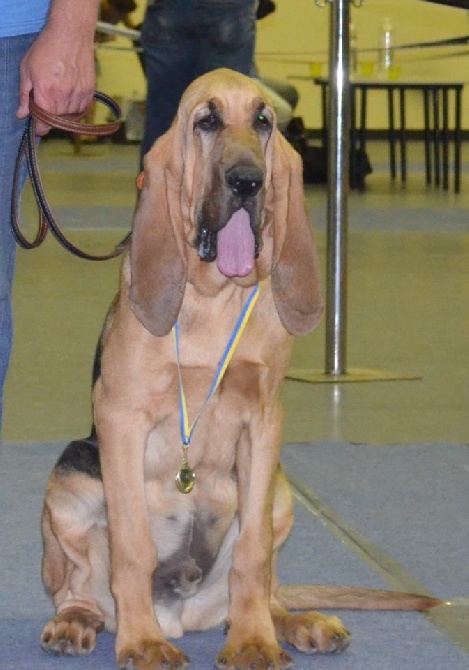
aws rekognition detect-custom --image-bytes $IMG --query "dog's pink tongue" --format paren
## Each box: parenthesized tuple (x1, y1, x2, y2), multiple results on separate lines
(217, 209, 255, 278)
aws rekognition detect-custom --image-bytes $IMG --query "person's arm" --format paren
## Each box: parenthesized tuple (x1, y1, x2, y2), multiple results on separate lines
(17, 0, 101, 134)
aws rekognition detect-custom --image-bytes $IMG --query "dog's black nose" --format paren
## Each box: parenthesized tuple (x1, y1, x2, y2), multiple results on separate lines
(226, 166, 264, 198)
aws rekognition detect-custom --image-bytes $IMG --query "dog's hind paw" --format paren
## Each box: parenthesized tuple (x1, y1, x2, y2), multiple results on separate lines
(279, 612, 351, 654)
(40, 607, 104, 655)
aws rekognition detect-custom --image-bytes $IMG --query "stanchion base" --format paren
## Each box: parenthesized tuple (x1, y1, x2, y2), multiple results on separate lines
(286, 367, 422, 384)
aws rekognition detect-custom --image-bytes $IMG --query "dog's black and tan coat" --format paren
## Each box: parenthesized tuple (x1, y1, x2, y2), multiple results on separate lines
(40, 69, 439, 670)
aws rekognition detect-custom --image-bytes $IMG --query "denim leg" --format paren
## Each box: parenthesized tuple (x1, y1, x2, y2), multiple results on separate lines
(141, 2, 198, 159)
(196, 1, 256, 78)
(0, 33, 36, 435)
(140, 0, 257, 160)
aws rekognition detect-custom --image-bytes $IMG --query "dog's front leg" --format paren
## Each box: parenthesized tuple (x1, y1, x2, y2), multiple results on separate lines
(216, 406, 292, 670)
(96, 402, 189, 670)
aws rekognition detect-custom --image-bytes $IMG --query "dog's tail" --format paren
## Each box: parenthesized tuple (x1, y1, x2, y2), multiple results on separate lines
(277, 585, 442, 611)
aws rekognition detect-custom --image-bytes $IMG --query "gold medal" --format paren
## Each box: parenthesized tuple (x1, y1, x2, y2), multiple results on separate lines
(175, 456, 196, 494)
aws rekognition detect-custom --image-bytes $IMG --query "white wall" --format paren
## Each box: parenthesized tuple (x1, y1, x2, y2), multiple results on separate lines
(97, 0, 469, 130)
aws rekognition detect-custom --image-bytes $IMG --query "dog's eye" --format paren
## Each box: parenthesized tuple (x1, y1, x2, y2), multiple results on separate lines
(254, 112, 272, 132)
(195, 113, 221, 133)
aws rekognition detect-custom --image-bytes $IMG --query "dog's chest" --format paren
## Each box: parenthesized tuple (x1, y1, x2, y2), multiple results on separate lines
(142, 364, 255, 502)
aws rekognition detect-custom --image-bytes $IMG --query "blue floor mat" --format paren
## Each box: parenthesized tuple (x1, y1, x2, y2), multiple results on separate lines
(282, 441, 469, 600)
(1, 440, 467, 669)
(311, 205, 469, 232)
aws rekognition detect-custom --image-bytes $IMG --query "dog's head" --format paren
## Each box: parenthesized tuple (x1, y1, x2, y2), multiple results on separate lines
(130, 68, 323, 336)
(180, 73, 271, 278)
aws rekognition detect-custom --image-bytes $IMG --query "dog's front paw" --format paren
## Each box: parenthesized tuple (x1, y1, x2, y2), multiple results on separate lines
(40, 607, 104, 655)
(280, 612, 351, 654)
(216, 639, 293, 670)
(117, 638, 190, 670)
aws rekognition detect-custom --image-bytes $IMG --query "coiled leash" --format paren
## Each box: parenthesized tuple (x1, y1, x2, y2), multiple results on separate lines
(11, 91, 131, 261)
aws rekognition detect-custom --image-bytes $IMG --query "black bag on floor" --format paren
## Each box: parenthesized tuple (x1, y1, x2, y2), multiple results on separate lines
(284, 117, 373, 189)
(302, 146, 373, 189)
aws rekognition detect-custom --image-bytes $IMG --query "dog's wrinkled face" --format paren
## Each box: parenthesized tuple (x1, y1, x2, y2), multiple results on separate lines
(180, 74, 274, 279)
(130, 68, 323, 337)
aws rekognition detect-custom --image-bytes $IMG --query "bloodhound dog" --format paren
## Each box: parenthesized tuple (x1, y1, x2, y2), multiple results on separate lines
(40, 69, 439, 670)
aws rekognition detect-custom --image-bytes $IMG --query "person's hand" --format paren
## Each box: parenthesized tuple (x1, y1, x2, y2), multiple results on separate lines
(16, 22, 96, 135)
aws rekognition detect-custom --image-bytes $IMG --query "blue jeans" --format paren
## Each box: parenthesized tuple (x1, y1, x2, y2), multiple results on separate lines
(141, 0, 257, 158)
(0, 32, 37, 435)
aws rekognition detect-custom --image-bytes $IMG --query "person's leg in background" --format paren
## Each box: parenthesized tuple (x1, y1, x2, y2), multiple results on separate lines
(197, 0, 257, 77)
(140, 0, 198, 160)
(0, 33, 36, 435)
(140, 0, 257, 160)
(199, 1, 294, 129)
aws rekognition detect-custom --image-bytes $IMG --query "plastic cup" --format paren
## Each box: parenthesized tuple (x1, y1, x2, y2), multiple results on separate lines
(387, 65, 401, 80)
(309, 62, 323, 78)
(359, 61, 375, 77)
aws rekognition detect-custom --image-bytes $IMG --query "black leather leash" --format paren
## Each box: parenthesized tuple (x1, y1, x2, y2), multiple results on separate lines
(11, 91, 131, 261)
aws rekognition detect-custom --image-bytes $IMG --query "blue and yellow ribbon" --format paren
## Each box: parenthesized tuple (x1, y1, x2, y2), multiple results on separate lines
(173, 283, 260, 449)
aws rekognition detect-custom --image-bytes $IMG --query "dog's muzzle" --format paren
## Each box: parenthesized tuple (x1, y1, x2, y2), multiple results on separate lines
(196, 165, 264, 275)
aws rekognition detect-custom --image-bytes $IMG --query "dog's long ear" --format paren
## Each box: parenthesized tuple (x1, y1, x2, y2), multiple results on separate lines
(129, 128, 187, 336)
(269, 131, 324, 336)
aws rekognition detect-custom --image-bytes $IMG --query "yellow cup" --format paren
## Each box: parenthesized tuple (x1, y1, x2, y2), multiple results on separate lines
(387, 65, 401, 81)
(309, 62, 323, 78)
(359, 61, 375, 77)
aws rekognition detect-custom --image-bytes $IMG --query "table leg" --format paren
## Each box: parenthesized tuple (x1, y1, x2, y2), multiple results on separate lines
(399, 88, 407, 182)
(320, 82, 328, 150)
(433, 89, 441, 187)
(387, 88, 396, 180)
(356, 86, 367, 190)
(442, 88, 449, 191)
(454, 86, 462, 195)
(423, 88, 432, 186)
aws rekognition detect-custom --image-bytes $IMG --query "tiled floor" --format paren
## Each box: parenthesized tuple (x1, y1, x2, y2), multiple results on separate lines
(3, 139, 469, 444)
